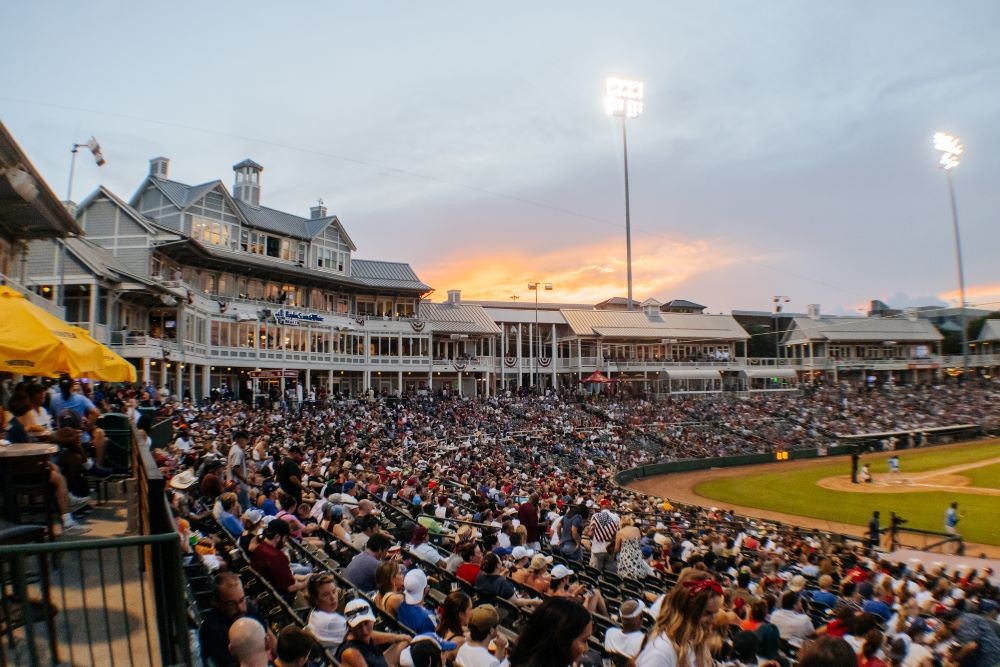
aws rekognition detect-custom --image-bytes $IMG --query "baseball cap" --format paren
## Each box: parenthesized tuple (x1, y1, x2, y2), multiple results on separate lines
(241, 509, 264, 525)
(550, 564, 574, 580)
(265, 518, 290, 538)
(511, 546, 534, 561)
(468, 604, 500, 632)
(788, 575, 807, 592)
(344, 599, 376, 627)
(262, 480, 279, 495)
(404, 568, 428, 605)
(528, 554, 553, 572)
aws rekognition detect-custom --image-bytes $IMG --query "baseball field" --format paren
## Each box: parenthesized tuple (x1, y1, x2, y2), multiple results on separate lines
(630, 439, 1000, 549)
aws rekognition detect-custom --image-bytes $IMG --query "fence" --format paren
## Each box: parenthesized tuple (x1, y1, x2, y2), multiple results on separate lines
(0, 418, 189, 666)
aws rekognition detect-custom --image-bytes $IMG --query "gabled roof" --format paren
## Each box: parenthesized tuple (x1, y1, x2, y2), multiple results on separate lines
(76, 185, 178, 236)
(421, 302, 502, 335)
(595, 296, 641, 309)
(233, 158, 263, 171)
(62, 236, 160, 288)
(782, 316, 943, 344)
(351, 259, 430, 291)
(664, 299, 706, 310)
(561, 309, 749, 340)
(975, 319, 1000, 343)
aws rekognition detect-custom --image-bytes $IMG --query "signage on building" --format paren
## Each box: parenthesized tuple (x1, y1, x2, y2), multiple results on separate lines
(273, 308, 324, 326)
(248, 370, 299, 379)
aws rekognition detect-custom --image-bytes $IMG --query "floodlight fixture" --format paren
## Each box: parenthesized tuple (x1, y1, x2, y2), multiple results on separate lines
(605, 78, 644, 118)
(933, 131, 962, 170)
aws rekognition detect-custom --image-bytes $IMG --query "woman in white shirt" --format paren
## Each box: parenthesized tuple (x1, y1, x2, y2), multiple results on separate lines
(637, 574, 723, 667)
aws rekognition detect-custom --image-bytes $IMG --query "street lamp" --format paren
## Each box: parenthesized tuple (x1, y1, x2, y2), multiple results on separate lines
(61, 136, 106, 308)
(605, 77, 643, 310)
(932, 131, 968, 378)
(528, 281, 553, 390)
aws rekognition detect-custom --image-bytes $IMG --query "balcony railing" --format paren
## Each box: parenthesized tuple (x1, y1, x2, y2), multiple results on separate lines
(1, 271, 64, 318)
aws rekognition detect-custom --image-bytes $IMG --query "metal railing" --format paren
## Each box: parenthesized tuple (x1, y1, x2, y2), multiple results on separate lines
(0, 420, 189, 666)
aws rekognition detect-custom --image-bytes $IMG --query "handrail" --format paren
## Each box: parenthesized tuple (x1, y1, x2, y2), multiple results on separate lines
(0, 532, 179, 556)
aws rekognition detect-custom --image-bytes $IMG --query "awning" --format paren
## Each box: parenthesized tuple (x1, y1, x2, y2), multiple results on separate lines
(743, 369, 798, 379)
(661, 369, 722, 381)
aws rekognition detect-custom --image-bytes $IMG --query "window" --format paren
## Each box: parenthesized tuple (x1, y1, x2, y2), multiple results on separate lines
(266, 236, 280, 258)
(298, 242, 307, 264)
(191, 216, 231, 247)
(280, 239, 292, 261)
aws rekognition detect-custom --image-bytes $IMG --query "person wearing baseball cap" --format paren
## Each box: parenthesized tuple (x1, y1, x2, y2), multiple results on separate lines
(337, 599, 409, 667)
(397, 568, 437, 634)
(456, 604, 508, 667)
(604, 599, 646, 661)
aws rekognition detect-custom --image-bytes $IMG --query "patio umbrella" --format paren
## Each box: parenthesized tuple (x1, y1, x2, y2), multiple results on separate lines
(0, 284, 105, 377)
(73, 327, 137, 382)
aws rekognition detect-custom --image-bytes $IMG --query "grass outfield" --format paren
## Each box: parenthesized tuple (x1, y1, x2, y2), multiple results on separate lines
(694, 440, 1000, 546)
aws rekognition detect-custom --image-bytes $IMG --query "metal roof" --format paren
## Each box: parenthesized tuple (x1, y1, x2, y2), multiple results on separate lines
(561, 309, 750, 340)
(0, 121, 81, 240)
(481, 308, 568, 325)
(421, 302, 502, 335)
(664, 299, 706, 310)
(233, 159, 263, 171)
(974, 319, 1000, 343)
(351, 259, 431, 292)
(467, 299, 593, 311)
(782, 316, 943, 344)
(662, 369, 722, 380)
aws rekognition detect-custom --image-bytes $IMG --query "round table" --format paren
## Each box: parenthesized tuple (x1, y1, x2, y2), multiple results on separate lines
(0, 443, 58, 523)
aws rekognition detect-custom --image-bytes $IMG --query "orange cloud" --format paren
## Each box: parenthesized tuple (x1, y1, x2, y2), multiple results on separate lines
(419, 235, 740, 304)
(939, 284, 1000, 310)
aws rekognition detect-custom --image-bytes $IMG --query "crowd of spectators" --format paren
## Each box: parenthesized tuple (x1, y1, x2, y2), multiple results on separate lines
(4, 377, 1000, 666)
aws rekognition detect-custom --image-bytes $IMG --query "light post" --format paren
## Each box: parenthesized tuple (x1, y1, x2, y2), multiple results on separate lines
(933, 131, 968, 378)
(772, 296, 789, 361)
(528, 281, 553, 390)
(604, 77, 643, 310)
(62, 137, 106, 308)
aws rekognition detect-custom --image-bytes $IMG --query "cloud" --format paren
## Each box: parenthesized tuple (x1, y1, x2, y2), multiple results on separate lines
(939, 284, 1000, 310)
(419, 234, 741, 305)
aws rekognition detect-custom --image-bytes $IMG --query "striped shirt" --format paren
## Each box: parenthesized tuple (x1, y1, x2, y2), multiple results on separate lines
(589, 510, 620, 544)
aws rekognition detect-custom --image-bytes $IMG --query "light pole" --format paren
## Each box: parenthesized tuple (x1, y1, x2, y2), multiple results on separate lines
(528, 281, 553, 390)
(61, 137, 106, 308)
(933, 131, 968, 378)
(604, 77, 643, 310)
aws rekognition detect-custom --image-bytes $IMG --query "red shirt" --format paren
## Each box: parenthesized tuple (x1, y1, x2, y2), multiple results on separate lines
(456, 563, 481, 585)
(251, 541, 295, 594)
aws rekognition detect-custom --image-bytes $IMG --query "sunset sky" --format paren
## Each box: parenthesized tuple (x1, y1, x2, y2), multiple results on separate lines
(3, 2, 999, 315)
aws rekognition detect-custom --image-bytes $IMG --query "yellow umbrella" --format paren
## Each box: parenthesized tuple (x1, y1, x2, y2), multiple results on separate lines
(73, 327, 137, 382)
(0, 284, 106, 377)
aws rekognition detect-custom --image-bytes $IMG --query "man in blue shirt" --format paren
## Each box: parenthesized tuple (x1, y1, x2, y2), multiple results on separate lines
(218, 492, 244, 538)
(396, 568, 436, 634)
(858, 582, 892, 622)
(344, 533, 391, 593)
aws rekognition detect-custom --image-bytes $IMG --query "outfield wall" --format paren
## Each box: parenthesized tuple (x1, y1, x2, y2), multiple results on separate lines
(615, 424, 983, 486)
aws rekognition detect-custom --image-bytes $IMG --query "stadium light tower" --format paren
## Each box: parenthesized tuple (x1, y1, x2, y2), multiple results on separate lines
(528, 281, 553, 390)
(61, 136, 106, 307)
(932, 131, 968, 378)
(605, 77, 643, 310)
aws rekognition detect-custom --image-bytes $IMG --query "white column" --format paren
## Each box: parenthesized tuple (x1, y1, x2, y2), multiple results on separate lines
(457, 371, 463, 396)
(88, 283, 99, 334)
(528, 322, 534, 388)
(577, 339, 582, 381)
(305, 367, 311, 393)
(142, 358, 151, 384)
(398, 370, 403, 395)
(174, 363, 183, 399)
(159, 361, 167, 387)
(189, 362, 196, 401)
(551, 323, 557, 389)
(202, 364, 211, 399)
(516, 324, 523, 388)
(499, 326, 505, 389)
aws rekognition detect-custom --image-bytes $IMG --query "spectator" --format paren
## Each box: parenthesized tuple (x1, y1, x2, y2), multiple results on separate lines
(305, 573, 347, 651)
(517, 493, 546, 551)
(770, 590, 815, 648)
(336, 599, 408, 667)
(374, 560, 406, 618)
(797, 636, 857, 667)
(408, 525, 447, 568)
(436, 590, 472, 651)
(200, 572, 268, 667)
(809, 574, 838, 611)
(474, 553, 541, 611)
(228, 617, 269, 667)
(238, 508, 264, 552)
(455, 542, 484, 586)
(344, 533, 392, 593)
(586, 504, 620, 572)
(277, 445, 305, 503)
(557, 505, 587, 561)
(274, 625, 313, 667)
(456, 603, 509, 667)
(250, 518, 308, 599)
(397, 568, 437, 634)
(858, 629, 887, 667)
(942, 608, 1000, 667)
(603, 599, 646, 662)
(509, 597, 592, 667)
(638, 575, 723, 667)
(218, 492, 244, 537)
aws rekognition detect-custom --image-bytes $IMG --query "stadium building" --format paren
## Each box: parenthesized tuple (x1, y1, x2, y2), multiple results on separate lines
(21, 153, 998, 399)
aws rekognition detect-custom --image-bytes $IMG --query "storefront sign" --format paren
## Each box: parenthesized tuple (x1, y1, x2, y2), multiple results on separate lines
(273, 308, 324, 326)
(248, 370, 299, 379)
